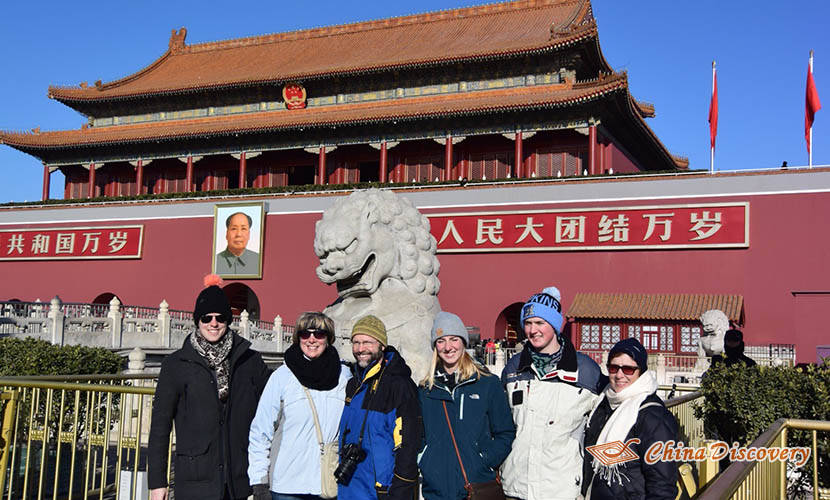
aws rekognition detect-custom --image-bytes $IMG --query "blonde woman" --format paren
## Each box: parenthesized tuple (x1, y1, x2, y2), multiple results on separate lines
(417, 312, 515, 500)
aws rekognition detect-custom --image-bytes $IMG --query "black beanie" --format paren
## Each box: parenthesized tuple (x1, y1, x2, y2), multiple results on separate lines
(193, 285, 232, 326)
(724, 329, 743, 343)
(608, 337, 649, 373)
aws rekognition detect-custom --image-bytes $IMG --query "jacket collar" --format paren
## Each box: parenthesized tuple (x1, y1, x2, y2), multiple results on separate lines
(516, 336, 579, 383)
(422, 372, 476, 400)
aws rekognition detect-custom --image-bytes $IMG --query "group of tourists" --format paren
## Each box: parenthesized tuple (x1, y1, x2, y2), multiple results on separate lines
(146, 280, 683, 500)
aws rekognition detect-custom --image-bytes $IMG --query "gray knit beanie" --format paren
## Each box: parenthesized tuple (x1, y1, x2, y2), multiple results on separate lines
(431, 311, 470, 346)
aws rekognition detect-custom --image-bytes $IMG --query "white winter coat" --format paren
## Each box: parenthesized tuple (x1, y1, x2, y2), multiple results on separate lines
(500, 349, 603, 500)
(248, 363, 350, 495)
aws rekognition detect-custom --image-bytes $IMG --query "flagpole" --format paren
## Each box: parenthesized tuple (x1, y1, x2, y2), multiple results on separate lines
(711, 61, 716, 174)
(809, 50, 814, 168)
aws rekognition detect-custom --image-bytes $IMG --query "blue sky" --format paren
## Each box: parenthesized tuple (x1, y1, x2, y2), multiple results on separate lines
(1, 0, 827, 202)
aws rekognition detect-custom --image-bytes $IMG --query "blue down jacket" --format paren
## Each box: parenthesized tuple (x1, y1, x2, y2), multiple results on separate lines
(337, 346, 421, 500)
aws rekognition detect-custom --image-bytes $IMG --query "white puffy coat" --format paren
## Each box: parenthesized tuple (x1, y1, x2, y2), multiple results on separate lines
(500, 346, 604, 500)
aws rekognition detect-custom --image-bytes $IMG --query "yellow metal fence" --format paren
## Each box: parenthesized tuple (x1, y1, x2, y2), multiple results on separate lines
(697, 418, 829, 500)
(5, 375, 820, 500)
(0, 375, 168, 500)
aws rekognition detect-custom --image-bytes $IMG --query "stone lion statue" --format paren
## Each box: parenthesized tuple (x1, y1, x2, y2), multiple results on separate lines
(314, 189, 441, 381)
(699, 309, 729, 356)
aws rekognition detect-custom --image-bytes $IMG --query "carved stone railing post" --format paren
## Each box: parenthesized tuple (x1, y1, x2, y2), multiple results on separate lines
(493, 348, 506, 378)
(109, 296, 123, 348)
(274, 315, 283, 352)
(48, 296, 64, 345)
(127, 346, 146, 373)
(239, 310, 250, 340)
(656, 353, 668, 386)
(159, 300, 171, 348)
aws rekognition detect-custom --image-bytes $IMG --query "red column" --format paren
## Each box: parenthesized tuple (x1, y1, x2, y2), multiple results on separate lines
(136, 160, 144, 195)
(379, 142, 388, 183)
(239, 152, 247, 189)
(317, 147, 327, 185)
(515, 131, 524, 178)
(42, 164, 50, 201)
(444, 135, 453, 181)
(588, 125, 597, 175)
(87, 162, 96, 198)
(185, 155, 194, 192)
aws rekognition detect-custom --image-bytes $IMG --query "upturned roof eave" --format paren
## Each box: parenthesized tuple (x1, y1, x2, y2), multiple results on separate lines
(47, 29, 599, 106)
(2, 77, 629, 153)
(614, 89, 688, 170)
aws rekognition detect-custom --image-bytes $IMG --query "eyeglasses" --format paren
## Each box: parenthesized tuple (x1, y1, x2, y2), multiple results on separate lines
(199, 314, 229, 324)
(607, 364, 639, 375)
(299, 329, 329, 340)
(351, 339, 380, 348)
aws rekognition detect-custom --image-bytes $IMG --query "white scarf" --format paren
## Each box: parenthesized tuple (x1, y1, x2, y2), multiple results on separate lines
(587, 370, 658, 491)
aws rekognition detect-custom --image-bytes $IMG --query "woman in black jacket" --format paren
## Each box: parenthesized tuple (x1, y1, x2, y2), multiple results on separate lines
(148, 277, 270, 500)
(582, 338, 678, 500)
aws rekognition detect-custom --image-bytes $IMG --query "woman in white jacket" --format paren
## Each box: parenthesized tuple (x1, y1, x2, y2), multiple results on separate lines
(248, 312, 350, 500)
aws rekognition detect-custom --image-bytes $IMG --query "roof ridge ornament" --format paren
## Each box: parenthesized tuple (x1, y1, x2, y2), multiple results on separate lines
(550, 0, 594, 39)
(169, 27, 187, 54)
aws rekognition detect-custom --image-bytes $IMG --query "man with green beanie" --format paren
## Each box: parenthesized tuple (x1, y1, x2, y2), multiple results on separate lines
(337, 315, 421, 500)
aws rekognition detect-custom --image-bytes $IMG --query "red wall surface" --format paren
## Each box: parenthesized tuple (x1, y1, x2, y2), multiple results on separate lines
(2, 185, 828, 363)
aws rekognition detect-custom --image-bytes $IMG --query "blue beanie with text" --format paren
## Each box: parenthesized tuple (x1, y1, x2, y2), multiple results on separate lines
(520, 286, 564, 334)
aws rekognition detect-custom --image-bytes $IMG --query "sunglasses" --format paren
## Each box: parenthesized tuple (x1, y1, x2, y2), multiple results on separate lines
(607, 364, 639, 376)
(199, 314, 229, 324)
(299, 329, 329, 340)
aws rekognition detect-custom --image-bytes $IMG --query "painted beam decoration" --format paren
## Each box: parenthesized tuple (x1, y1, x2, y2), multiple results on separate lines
(428, 203, 748, 252)
(0, 225, 144, 260)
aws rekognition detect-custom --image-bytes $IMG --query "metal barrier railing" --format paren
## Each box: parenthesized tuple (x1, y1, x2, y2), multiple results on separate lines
(0, 375, 167, 500)
(665, 391, 705, 450)
(664, 391, 708, 498)
(697, 418, 829, 500)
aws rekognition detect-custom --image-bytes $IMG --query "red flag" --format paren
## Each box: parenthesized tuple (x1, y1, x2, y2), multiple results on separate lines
(709, 67, 718, 150)
(806, 61, 821, 153)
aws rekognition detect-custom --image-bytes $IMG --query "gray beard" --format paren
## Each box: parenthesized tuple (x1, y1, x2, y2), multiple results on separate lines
(357, 351, 383, 368)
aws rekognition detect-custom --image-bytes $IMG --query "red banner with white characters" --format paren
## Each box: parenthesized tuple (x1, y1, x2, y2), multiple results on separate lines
(428, 203, 748, 253)
(0, 225, 144, 260)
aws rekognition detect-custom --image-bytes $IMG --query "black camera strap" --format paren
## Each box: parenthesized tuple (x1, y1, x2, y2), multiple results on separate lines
(350, 360, 380, 449)
(356, 403, 370, 448)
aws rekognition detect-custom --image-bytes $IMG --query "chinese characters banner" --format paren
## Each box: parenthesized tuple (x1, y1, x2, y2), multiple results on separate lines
(428, 203, 748, 253)
(0, 225, 144, 260)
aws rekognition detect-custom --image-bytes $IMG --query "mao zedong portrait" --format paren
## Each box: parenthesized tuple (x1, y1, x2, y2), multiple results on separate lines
(215, 212, 260, 276)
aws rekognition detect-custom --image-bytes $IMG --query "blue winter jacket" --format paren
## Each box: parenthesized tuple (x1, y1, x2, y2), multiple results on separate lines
(418, 371, 515, 500)
(337, 346, 421, 500)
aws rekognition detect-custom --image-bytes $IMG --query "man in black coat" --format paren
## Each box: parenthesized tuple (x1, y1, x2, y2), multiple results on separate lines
(148, 282, 270, 500)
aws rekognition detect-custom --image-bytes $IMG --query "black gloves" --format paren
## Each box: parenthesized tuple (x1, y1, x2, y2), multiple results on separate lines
(252, 483, 270, 500)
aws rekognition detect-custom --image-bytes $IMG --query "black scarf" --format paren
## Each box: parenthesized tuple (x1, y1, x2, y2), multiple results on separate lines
(284, 343, 342, 391)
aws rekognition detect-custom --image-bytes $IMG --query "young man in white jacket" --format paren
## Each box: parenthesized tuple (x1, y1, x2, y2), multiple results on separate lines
(500, 286, 606, 500)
